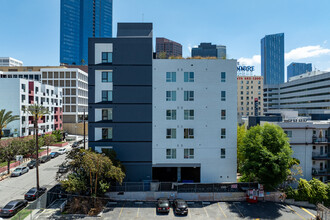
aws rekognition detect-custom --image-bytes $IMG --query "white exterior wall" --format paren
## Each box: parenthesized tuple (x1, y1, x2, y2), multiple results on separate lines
(0, 79, 62, 137)
(153, 59, 237, 183)
(95, 43, 113, 64)
(279, 121, 330, 182)
(94, 70, 113, 103)
(0, 57, 23, 66)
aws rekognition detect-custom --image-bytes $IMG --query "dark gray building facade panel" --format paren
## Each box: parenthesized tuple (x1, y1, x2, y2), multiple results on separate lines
(88, 23, 153, 182)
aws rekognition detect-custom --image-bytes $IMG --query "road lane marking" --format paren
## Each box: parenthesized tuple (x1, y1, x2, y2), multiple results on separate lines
(233, 203, 244, 218)
(286, 205, 305, 220)
(218, 202, 227, 218)
(137, 207, 140, 218)
(300, 207, 316, 218)
(118, 203, 125, 219)
(203, 206, 209, 218)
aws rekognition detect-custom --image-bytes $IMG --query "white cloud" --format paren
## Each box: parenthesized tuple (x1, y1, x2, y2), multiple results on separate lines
(238, 55, 261, 66)
(285, 45, 330, 60)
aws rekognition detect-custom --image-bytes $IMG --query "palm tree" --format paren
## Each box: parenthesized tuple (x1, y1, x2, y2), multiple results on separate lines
(23, 104, 49, 190)
(0, 109, 19, 139)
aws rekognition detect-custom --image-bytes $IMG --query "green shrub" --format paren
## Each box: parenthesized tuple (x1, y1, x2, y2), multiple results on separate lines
(296, 179, 311, 201)
(309, 178, 328, 204)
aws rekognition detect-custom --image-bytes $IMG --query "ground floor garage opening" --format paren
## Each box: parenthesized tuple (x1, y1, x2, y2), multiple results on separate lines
(152, 166, 200, 182)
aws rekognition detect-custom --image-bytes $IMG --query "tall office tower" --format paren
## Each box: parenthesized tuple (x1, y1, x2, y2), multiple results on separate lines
(192, 43, 227, 59)
(156, 38, 182, 58)
(60, 0, 113, 65)
(287, 62, 312, 79)
(88, 23, 153, 182)
(261, 33, 284, 85)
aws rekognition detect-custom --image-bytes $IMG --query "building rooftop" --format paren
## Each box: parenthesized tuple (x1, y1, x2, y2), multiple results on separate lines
(289, 70, 328, 82)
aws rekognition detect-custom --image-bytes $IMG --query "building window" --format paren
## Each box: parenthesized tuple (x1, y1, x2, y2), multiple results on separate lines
(21, 95, 25, 102)
(166, 72, 176, 82)
(166, 129, 176, 139)
(166, 110, 176, 120)
(258, 81, 261, 84)
(284, 131, 292, 138)
(240, 91, 243, 95)
(102, 90, 112, 102)
(241, 86, 243, 89)
(184, 149, 194, 159)
(221, 110, 226, 120)
(184, 128, 194, 139)
(221, 91, 226, 101)
(247, 86, 249, 89)
(102, 128, 112, 139)
(221, 72, 226, 82)
(221, 148, 226, 159)
(184, 110, 194, 120)
(21, 84, 26, 92)
(102, 109, 112, 120)
(166, 149, 176, 159)
(102, 52, 112, 63)
(246, 81, 249, 84)
(184, 72, 194, 82)
(102, 71, 112, 82)
(241, 97, 243, 100)
(184, 91, 194, 101)
(166, 91, 176, 101)
(221, 128, 226, 139)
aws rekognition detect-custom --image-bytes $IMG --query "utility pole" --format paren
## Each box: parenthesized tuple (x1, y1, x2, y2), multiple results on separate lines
(83, 109, 86, 150)
(34, 115, 40, 191)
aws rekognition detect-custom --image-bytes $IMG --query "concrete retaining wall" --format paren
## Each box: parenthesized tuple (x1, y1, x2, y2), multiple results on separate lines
(285, 199, 316, 208)
(63, 122, 88, 136)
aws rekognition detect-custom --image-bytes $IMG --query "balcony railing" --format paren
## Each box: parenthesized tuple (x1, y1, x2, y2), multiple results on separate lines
(312, 168, 330, 176)
(312, 137, 329, 143)
(312, 152, 330, 160)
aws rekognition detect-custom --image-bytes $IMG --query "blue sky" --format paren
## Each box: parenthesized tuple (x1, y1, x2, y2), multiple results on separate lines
(1, 0, 330, 79)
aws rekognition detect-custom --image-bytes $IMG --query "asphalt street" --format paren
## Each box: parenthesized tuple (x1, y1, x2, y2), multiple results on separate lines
(0, 145, 71, 208)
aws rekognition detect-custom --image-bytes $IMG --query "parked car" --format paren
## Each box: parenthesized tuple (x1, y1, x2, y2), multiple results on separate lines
(58, 164, 69, 173)
(49, 152, 60, 158)
(72, 142, 79, 148)
(11, 167, 29, 177)
(156, 197, 170, 214)
(173, 199, 188, 215)
(58, 148, 67, 155)
(40, 155, 51, 163)
(0, 200, 28, 217)
(24, 187, 47, 201)
(27, 159, 40, 169)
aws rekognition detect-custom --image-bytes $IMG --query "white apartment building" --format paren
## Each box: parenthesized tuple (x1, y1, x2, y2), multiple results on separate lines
(0, 57, 23, 66)
(0, 79, 63, 137)
(152, 59, 237, 183)
(0, 67, 88, 123)
(277, 120, 330, 183)
(264, 71, 330, 116)
(237, 76, 264, 117)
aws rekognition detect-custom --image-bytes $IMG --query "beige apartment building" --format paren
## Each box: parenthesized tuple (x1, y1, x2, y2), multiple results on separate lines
(237, 76, 264, 117)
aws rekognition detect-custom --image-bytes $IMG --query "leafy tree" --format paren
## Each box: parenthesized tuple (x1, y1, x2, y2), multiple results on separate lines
(52, 130, 63, 142)
(23, 104, 50, 190)
(0, 139, 24, 174)
(0, 109, 19, 139)
(237, 124, 246, 171)
(23, 137, 38, 158)
(101, 148, 126, 173)
(296, 178, 312, 201)
(309, 178, 328, 204)
(60, 149, 125, 197)
(158, 51, 167, 59)
(43, 134, 56, 156)
(240, 123, 295, 189)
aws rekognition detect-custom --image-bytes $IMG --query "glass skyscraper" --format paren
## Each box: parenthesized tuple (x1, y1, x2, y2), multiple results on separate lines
(60, 0, 113, 65)
(287, 62, 312, 79)
(261, 33, 284, 85)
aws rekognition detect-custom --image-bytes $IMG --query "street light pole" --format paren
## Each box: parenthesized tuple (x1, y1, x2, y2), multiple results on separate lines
(34, 115, 40, 191)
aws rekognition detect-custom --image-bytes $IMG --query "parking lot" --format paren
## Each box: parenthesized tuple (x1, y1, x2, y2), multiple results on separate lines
(103, 201, 317, 220)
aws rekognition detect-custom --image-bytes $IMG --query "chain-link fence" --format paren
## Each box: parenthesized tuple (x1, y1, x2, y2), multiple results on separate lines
(317, 203, 330, 220)
(109, 182, 258, 192)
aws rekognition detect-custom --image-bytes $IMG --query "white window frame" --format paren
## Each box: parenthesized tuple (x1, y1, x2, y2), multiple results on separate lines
(102, 128, 113, 139)
(184, 148, 194, 159)
(166, 72, 176, 82)
(184, 72, 194, 82)
(102, 108, 113, 121)
(184, 91, 194, 101)
(166, 91, 176, 101)
(166, 110, 176, 120)
(184, 110, 194, 120)
(166, 149, 176, 159)
(166, 128, 176, 139)
(184, 128, 194, 139)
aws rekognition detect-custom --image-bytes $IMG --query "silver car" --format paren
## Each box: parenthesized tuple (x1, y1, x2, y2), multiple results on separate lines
(10, 167, 29, 177)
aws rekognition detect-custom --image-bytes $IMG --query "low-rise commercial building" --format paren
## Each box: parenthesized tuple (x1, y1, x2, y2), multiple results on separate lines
(156, 37, 182, 58)
(0, 57, 23, 66)
(0, 79, 63, 137)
